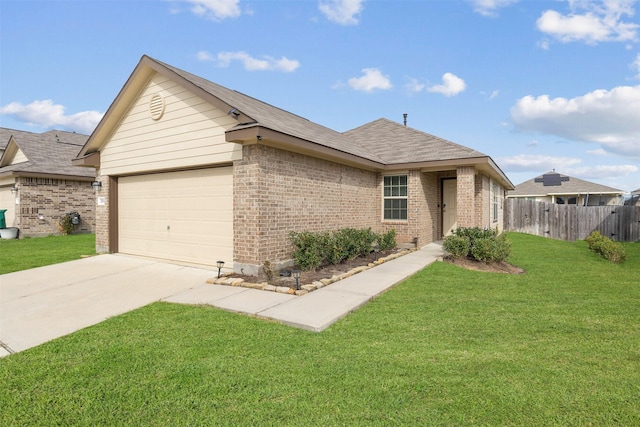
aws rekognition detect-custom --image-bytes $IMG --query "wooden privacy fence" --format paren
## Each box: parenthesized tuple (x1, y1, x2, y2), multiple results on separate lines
(505, 199, 640, 242)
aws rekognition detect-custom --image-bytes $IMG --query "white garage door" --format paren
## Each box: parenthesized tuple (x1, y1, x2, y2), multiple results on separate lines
(118, 167, 233, 268)
(0, 187, 16, 228)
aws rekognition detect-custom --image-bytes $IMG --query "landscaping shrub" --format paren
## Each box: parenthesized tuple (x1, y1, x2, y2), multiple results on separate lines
(443, 235, 471, 259)
(443, 227, 511, 263)
(585, 230, 626, 264)
(290, 228, 397, 271)
(377, 229, 397, 251)
(290, 231, 331, 270)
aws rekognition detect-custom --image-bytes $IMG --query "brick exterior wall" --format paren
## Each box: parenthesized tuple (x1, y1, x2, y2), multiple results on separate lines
(94, 175, 110, 253)
(14, 176, 95, 237)
(475, 173, 490, 227)
(456, 166, 476, 228)
(378, 170, 440, 248)
(233, 144, 380, 266)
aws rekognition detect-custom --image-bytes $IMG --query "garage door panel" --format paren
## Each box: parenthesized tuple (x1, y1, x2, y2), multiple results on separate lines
(118, 167, 233, 267)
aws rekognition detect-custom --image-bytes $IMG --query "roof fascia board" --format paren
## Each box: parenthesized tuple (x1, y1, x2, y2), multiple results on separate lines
(71, 151, 100, 167)
(3, 171, 95, 181)
(226, 126, 384, 171)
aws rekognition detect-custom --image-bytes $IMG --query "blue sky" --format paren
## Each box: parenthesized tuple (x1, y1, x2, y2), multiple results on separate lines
(1, 0, 639, 192)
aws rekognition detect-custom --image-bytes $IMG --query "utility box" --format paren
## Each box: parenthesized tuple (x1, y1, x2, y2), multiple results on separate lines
(0, 209, 6, 229)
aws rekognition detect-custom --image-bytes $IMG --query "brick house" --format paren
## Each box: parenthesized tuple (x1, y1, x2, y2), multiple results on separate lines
(74, 55, 513, 274)
(0, 128, 96, 236)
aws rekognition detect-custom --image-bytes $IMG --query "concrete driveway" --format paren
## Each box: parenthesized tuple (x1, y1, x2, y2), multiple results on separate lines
(0, 254, 214, 357)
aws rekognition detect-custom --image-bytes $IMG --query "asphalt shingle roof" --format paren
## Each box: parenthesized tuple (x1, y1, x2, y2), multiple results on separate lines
(0, 128, 95, 178)
(157, 58, 385, 163)
(509, 172, 623, 196)
(343, 118, 487, 164)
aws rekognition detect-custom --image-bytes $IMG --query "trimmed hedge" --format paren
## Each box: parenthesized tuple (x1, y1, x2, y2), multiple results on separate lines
(443, 227, 511, 263)
(290, 228, 397, 271)
(585, 230, 626, 264)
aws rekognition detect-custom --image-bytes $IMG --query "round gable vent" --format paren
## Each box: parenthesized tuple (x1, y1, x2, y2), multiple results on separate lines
(149, 93, 165, 120)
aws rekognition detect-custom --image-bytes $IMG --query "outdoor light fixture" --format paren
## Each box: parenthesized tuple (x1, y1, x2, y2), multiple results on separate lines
(10, 186, 18, 195)
(91, 181, 102, 192)
(216, 261, 225, 278)
(292, 269, 301, 290)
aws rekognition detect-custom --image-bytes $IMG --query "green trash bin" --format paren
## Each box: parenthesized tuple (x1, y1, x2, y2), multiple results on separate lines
(0, 209, 7, 229)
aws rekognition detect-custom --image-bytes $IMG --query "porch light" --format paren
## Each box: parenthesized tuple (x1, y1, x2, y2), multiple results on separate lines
(10, 186, 18, 195)
(216, 261, 225, 278)
(91, 181, 102, 192)
(292, 269, 301, 290)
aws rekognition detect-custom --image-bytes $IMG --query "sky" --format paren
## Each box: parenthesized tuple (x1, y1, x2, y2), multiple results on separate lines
(1, 0, 639, 193)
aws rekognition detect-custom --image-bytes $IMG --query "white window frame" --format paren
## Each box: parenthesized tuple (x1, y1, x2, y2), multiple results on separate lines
(493, 183, 500, 222)
(383, 174, 408, 221)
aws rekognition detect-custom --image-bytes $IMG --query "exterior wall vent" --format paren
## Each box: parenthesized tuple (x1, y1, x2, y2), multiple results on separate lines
(149, 94, 165, 120)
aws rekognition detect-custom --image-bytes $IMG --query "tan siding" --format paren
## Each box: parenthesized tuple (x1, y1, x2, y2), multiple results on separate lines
(10, 148, 28, 165)
(100, 73, 242, 176)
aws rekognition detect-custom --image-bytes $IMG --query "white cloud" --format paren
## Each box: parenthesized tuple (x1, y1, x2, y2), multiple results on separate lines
(180, 0, 241, 21)
(427, 73, 466, 97)
(0, 99, 102, 134)
(347, 68, 392, 92)
(587, 148, 610, 156)
(632, 52, 640, 78)
(566, 164, 639, 179)
(196, 50, 214, 61)
(536, 0, 639, 44)
(470, 0, 519, 17)
(510, 85, 640, 157)
(214, 51, 300, 72)
(405, 78, 426, 93)
(497, 154, 583, 171)
(319, 0, 364, 25)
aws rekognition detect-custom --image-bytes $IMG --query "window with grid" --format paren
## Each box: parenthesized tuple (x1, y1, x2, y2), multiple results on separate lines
(383, 175, 408, 220)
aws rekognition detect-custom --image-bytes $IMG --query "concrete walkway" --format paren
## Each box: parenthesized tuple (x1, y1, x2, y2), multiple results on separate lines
(0, 243, 443, 357)
(164, 242, 444, 332)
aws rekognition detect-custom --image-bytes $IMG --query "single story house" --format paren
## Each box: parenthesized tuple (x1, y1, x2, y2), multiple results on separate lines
(0, 128, 96, 236)
(625, 188, 640, 206)
(74, 55, 513, 274)
(507, 171, 624, 206)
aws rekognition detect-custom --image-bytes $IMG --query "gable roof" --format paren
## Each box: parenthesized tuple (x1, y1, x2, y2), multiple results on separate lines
(508, 172, 623, 197)
(76, 55, 513, 188)
(0, 128, 94, 180)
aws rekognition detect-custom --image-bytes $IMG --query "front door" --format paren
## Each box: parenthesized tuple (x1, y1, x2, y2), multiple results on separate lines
(442, 178, 457, 236)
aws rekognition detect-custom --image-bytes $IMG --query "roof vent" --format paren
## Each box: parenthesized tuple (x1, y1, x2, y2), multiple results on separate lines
(149, 94, 165, 120)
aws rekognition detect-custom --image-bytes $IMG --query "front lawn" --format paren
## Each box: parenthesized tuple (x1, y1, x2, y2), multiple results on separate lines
(1, 233, 638, 425)
(0, 234, 95, 274)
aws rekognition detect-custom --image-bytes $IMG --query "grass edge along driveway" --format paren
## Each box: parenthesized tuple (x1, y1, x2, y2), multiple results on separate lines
(1, 232, 638, 425)
(0, 234, 95, 274)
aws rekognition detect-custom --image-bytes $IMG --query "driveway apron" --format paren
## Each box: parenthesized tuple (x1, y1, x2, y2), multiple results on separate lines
(0, 254, 213, 356)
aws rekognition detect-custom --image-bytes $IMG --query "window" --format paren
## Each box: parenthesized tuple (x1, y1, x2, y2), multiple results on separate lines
(493, 184, 500, 222)
(383, 175, 408, 220)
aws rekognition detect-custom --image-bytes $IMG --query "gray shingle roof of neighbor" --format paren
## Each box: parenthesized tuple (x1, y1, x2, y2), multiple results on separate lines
(0, 128, 95, 178)
(343, 118, 488, 164)
(156, 58, 386, 164)
(509, 171, 623, 196)
(632, 188, 640, 195)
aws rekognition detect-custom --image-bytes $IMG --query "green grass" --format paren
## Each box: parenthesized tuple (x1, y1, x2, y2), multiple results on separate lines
(1, 233, 638, 425)
(0, 234, 96, 274)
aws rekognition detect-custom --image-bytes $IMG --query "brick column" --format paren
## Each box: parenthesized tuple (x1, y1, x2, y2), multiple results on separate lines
(95, 174, 110, 253)
(456, 166, 475, 228)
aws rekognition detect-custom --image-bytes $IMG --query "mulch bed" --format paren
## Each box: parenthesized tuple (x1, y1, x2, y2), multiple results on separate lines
(227, 249, 399, 289)
(444, 255, 525, 274)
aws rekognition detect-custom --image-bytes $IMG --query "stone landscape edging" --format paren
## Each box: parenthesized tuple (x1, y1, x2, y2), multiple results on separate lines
(206, 248, 417, 296)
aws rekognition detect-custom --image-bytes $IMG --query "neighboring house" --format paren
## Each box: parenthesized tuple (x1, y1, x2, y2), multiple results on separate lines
(73, 55, 514, 274)
(625, 188, 640, 206)
(507, 171, 624, 206)
(0, 128, 96, 236)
